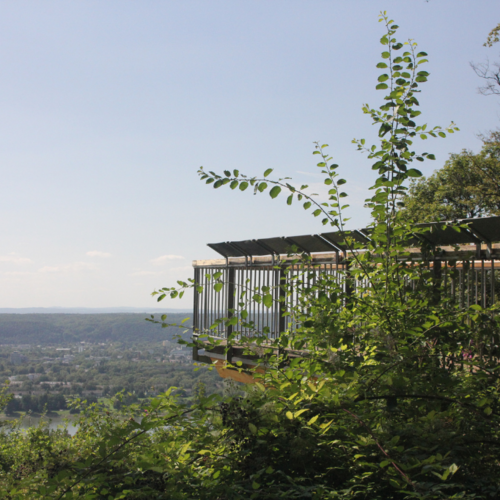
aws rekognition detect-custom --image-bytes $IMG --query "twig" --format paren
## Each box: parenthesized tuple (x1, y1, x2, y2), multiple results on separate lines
(342, 408, 416, 489)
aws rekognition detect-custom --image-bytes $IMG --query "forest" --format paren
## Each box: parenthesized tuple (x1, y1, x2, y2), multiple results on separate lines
(0, 313, 191, 345)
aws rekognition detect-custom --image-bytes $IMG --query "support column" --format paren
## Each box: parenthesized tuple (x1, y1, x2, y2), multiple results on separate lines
(432, 259, 442, 306)
(192, 267, 200, 362)
(225, 267, 235, 363)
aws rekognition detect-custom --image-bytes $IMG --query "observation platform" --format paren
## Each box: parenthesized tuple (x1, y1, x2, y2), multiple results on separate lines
(191, 216, 500, 382)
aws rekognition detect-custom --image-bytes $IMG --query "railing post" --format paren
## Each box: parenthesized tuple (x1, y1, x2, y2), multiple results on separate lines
(432, 259, 442, 305)
(343, 251, 354, 306)
(193, 267, 200, 362)
(279, 265, 287, 336)
(491, 258, 496, 306)
(225, 266, 235, 363)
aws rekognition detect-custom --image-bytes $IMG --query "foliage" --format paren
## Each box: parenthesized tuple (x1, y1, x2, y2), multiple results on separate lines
(400, 132, 500, 222)
(4, 393, 68, 415)
(485, 22, 500, 48)
(1, 12, 499, 500)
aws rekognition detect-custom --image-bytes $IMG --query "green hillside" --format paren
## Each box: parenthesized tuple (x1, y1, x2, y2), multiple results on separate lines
(0, 313, 192, 345)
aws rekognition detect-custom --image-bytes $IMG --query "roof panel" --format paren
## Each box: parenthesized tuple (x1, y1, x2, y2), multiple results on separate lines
(258, 237, 292, 255)
(467, 216, 500, 243)
(417, 223, 477, 246)
(207, 243, 241, 258)
(286, 235, 338, 254)
(230, 240, 270, 256)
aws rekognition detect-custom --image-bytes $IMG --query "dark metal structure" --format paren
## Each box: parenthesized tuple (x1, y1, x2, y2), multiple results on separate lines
(192, 216, 500, 368)
(206, 216, 500, 258)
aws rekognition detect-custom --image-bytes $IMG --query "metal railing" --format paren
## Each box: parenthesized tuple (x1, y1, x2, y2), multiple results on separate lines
(193, 254, 500, 344)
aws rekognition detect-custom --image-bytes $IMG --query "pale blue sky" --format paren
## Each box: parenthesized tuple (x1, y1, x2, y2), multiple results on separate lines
(0, 0, 498, 308)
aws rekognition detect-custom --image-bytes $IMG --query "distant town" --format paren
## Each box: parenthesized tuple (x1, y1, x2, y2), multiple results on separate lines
(0, 331, 220, 416)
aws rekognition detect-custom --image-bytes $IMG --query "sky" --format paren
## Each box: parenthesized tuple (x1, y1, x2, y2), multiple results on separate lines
(0, 0, 499, 309)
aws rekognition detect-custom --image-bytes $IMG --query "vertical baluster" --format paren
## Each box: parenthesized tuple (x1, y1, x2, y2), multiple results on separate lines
(459, 265, 464, 309)
(491, 258, 495, 306)
(482, 259, 486, 308)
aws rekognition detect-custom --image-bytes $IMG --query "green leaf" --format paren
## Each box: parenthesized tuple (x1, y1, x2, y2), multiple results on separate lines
(307, 414, 319, 425)
(239, 181, 249, 191)
(378, 74, 389, 82)
(377, 62, 388, 68)
(248, 423, 257, 434)
(381, 51, 390, 59)
(294, 408, 309, 418)
(258, 182, 268, 192)
(286, 411, 293, 420)
(214, 283, 223, 293)
(263, 294, 273, 308)
(376, 83, 389, 90)
(230, 180, 238, 190)
(406, 168, 422, 177)
(270, 186, 281, 198)
(337, 179, 346, 185)
(303, 201, 312, 210)
(264, 168, 273, 177)
(287, 194, 293, 205)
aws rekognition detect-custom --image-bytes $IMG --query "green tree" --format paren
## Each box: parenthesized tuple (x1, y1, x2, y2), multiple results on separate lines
(400, 133, 500, 222)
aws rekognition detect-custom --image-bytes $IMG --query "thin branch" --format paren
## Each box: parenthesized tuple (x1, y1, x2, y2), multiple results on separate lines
(471, 60, 500, 96)
(342, 408, 416, 489)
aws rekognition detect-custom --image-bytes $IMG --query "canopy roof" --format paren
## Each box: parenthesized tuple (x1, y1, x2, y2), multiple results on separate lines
(207, 216, 500, 258)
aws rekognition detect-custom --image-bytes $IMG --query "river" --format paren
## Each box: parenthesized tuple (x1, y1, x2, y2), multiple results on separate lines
(1, 415, 79, 436)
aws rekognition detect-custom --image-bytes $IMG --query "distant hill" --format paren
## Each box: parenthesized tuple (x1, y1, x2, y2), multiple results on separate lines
(0, 307, 191, 314)
(0, 313, 192, 345)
